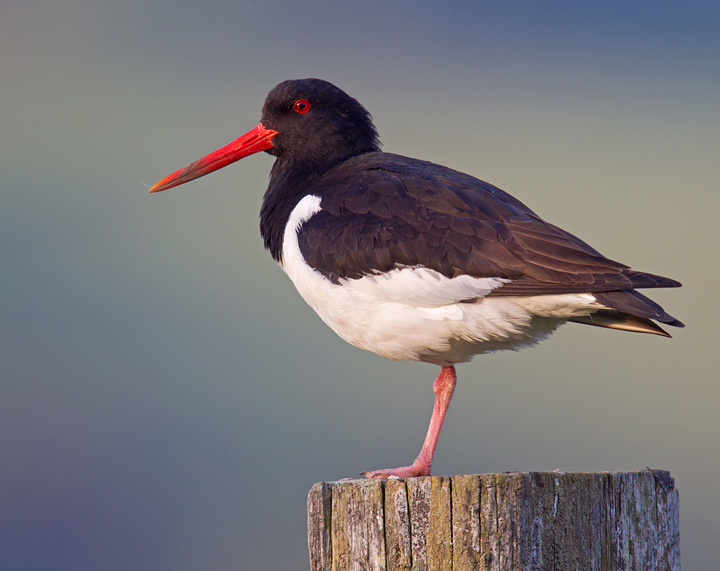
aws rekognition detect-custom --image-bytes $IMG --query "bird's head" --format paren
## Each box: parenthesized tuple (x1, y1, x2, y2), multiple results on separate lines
(149, 78, 379, 194)
(260, 78, 379, 168)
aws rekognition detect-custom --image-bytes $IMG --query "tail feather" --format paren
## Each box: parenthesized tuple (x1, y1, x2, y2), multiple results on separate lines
(569, 287, 684, 337)
(593, 290, 684, 327)
(569, 311, 672, 337)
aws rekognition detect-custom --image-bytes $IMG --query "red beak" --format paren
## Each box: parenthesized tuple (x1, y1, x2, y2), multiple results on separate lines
(149, 123, 278, 193)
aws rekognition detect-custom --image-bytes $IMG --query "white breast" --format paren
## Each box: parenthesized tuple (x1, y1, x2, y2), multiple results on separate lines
(280, 194, 604, 365)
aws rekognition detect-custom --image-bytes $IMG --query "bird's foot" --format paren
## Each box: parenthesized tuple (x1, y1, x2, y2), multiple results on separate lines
(361, 460, 431, 479)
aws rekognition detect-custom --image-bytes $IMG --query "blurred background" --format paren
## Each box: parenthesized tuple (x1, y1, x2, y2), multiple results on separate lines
(1, 1, 718, 569)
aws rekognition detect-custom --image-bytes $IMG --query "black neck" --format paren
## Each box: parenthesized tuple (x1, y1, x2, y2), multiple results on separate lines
(259, 120, 380, 261)
(260, 156, 341, 262)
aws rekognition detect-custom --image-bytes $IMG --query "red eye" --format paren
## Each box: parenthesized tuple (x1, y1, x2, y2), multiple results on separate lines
(293, 99, 311, 113)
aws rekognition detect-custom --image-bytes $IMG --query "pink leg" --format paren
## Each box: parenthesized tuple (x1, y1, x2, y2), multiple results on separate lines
(363, 365, 457, 479)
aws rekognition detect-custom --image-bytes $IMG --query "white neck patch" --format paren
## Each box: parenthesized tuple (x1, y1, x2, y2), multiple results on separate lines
(287, 194, 321, 233)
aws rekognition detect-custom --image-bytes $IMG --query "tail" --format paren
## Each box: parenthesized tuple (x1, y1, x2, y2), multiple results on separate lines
(569, 271, 684, 337)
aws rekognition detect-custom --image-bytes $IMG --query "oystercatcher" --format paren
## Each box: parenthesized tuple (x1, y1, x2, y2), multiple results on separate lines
(150, 78, 683, 478)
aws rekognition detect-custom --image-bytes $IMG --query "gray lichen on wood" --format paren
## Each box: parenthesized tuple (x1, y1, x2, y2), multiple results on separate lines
(307, 470, 679, 571)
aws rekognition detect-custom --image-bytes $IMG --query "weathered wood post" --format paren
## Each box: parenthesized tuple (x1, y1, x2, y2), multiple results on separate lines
(307, 470, 679, 571)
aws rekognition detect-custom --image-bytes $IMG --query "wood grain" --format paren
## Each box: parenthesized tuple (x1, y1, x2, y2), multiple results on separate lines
(307, 470, 679, 571)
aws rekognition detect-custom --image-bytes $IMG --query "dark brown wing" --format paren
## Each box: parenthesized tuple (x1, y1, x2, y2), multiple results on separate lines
(297, 152, 683, 328)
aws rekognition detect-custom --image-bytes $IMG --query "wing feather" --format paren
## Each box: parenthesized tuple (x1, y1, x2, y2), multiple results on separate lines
(295, 151, 682, 328)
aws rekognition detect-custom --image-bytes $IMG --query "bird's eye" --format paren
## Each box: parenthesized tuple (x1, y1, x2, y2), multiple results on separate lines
(293, 99, 311, 114)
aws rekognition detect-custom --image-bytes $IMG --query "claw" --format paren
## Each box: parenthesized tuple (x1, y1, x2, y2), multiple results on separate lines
(361, 462, 431, 479)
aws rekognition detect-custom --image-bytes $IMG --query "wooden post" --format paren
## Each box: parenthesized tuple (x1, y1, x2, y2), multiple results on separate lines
(307, 470, 679, 571)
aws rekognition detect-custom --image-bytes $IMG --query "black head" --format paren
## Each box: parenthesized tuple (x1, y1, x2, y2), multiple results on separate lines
(260, 79, 380, 172)
(257, 80, 381, 262)
(150, 78, 382, 260)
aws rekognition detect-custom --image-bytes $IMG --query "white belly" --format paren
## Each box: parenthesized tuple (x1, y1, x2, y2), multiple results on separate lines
(280, 195, 604, 366)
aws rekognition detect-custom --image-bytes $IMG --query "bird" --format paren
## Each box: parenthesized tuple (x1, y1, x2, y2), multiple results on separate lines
(150, 78, 683, 479)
